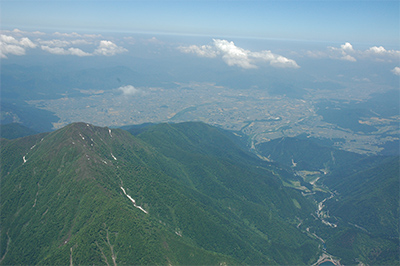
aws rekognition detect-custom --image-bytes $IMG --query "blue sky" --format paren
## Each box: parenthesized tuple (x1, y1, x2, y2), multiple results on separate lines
(1, 0, 399, 46)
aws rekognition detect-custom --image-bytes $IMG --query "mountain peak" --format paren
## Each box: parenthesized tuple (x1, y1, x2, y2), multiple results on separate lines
(0, 122, 321, 265)
(5, 122, 139, 180)
(53, 122, 127, 148)
(62, 122, 111, 137)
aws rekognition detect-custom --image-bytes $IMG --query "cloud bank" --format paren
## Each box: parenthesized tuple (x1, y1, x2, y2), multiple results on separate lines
(0, 29, 128, 58)
(308, 42, 400, 63)
(178, 39, 300, 69)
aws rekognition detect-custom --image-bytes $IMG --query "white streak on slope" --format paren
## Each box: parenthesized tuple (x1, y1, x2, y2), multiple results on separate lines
(120, 187, 148, 214)
(111, 153, 117, 160)
(108, 129, 113, 138)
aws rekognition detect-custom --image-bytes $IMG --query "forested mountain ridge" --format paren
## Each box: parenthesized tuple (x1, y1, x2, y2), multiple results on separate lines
(0, 122, 321, 265)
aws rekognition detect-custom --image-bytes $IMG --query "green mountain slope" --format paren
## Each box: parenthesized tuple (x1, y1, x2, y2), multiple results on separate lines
(1, 122, 320, 265)
(0, 123, 237, 264)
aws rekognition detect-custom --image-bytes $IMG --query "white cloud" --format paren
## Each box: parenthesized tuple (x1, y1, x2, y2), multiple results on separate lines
(0, 44, 26, 58)
(1, 28, 45, 37)
(37, 39, 92, 47)
(341, 54, 357, 62)
(306, 50, 328, 58)
(67, 47, 91, 57)
(251, 50, 299, 68)
(118, 85, 140, 96)
(145, 36, 163, 44)
(341, 42, 354, 51)
(83, 33, 102, 38)
(20, 37, 37, 48)
(179, 39, 299, 69)
(71, 39, 92, 45)
(53, 31, 102, 39)
(0, 30, 125, 58)
(54, 31, 82, 38)
(178, 44, 218, 58)
(37, 39, 69, 47)
(94, 40, 128, 56)
(41, 45, 91, 57)
(0, 34, 19, 44)
(308, 42, 400, 62)
(366, 46, 400, 59)
(32, 31, 46, 35)
(368, 46, 386, 54)
(391, 67, 400, 76)
(41, 45, 65, 55)
(327, 42, 358, 61)
(0, 34, 36, 58)
(213, 39, 256, 69)
(270, 55, 300, 68)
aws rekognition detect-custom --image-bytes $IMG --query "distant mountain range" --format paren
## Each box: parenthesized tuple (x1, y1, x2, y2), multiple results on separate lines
(1, 122, 398, 265)
(0, 123, 38, 139)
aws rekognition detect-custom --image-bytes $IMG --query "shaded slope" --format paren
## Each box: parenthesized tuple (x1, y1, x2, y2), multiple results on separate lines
(325, 156, 399, 237)
(256, 136, 365, 171)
